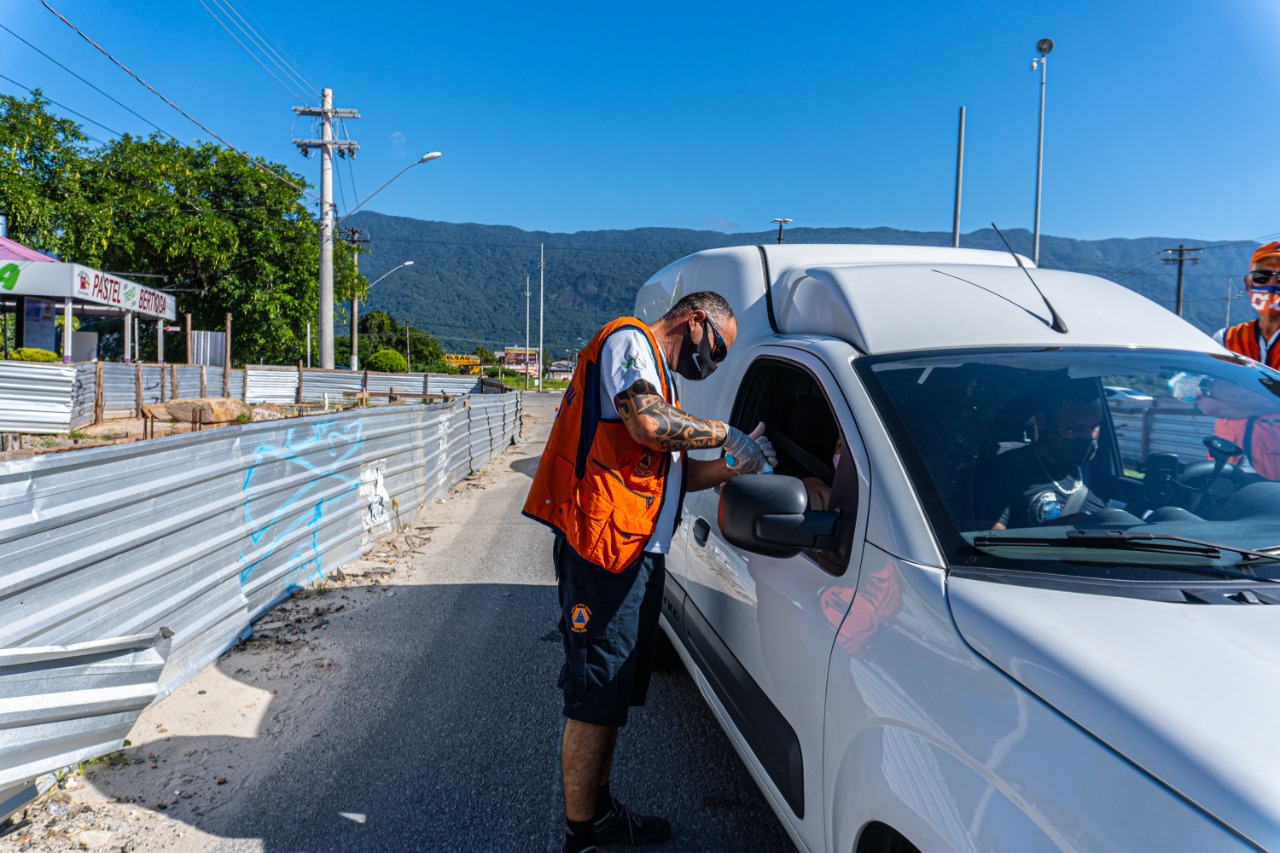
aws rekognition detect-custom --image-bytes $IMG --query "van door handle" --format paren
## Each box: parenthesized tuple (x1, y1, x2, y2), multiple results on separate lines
(693, 518, 710, 547)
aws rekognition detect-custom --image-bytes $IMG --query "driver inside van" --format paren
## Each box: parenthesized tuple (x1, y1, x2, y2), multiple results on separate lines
(975, 380, 1119, 530)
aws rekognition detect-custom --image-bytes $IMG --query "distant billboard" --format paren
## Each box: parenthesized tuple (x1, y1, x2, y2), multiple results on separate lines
(504, 348, 539, 366)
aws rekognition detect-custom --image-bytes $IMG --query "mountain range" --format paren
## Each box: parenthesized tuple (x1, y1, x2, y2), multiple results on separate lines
(346, 211, 1256, 358)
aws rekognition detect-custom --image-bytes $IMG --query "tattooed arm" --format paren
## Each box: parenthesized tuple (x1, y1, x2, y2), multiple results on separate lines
(614, 379, 727, 451)
(614, 379, 737, 492)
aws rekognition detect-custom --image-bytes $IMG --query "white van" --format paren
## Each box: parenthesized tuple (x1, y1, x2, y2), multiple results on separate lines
(636, 244, 1280, 852)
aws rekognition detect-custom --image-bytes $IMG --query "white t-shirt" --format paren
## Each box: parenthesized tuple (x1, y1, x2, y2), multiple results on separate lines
(596, 327, 683, 554)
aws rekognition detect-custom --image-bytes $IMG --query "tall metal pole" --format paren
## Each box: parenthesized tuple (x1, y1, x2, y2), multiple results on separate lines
(350, 252, 360, 371)
(538, 245, 545, 392)
(952, 106, 965, 248)
(524, 275, 530, 392)
(293, 89, 359, 369)
(318, 88, 335, 368)
(1032, 39, 1053, 265)
(1226, 276, 1233, 328)
(405, 322, 411, 373)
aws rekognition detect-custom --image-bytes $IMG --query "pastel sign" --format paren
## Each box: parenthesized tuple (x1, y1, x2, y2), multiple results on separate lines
(74, 265, 169, 317)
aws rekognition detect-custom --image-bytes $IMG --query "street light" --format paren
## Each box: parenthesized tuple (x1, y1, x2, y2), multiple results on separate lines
(336, 152, 442, 227)
(318, 151, 442, 370)
(1031, 37, 1053, 265)
(771, 218, 792, 244)
(351, 261, 413, 371)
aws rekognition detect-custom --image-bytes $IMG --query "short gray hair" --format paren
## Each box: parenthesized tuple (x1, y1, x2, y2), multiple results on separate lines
(660, 291, 734, 327)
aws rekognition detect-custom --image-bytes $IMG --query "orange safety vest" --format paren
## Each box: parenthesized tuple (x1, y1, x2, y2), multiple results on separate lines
(523, 318, 683, 573)
(1216, 321, 1280, 480)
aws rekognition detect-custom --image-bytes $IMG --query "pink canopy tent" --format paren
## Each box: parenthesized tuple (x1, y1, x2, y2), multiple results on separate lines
(0, 235, 58, 263)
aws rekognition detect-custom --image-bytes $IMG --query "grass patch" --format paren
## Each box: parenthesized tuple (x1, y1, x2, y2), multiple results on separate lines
(234, 412, 253, 424)
(497, 375, 570, 392)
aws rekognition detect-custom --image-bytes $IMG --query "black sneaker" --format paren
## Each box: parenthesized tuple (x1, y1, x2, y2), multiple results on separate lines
(593, 798, 672, 846)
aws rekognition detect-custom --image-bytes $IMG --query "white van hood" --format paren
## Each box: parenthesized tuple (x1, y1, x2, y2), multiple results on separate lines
(948, 575, 1280, 848)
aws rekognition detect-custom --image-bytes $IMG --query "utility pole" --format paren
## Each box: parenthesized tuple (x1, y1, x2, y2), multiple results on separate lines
(339, 227, 370, 370)
(524, 274, 531, 392)
(538, 245, 545, 392)
(293, 89, 359, 369)
(1226, 276, 1234, 328)
(952, 106, 965, 248)
(1163, 244, 1203, 317)
(405, 321, 411, 373)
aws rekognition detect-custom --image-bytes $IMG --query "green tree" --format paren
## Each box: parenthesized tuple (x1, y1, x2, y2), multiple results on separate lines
(0, 93, 345, 367)
(0, 92, 102, 260)
(84, 134, 322, 365)
(365, 348, 406, 373)
(472, 345, 496, 364)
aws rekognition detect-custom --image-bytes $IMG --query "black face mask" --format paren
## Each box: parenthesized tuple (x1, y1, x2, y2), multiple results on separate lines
(674, 324, 717, 381)
(1053, 437, 1098, 468)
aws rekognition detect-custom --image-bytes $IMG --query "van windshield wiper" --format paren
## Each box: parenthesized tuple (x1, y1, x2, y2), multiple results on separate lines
(970, 529, 1280, 584)
(1065, 529, 1280, 564)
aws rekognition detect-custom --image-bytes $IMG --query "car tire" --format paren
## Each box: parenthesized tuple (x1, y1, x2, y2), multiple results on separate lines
(651, 629, 683, 672)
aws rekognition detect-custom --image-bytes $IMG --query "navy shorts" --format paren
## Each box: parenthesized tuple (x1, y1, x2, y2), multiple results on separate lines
(554, 536, 666, 728)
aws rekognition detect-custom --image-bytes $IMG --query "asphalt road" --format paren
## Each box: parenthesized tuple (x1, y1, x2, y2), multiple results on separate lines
(204, 393, 794, 852)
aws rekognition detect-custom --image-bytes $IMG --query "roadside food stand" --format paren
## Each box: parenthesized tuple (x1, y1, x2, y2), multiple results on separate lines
(0, 236, 176, 363)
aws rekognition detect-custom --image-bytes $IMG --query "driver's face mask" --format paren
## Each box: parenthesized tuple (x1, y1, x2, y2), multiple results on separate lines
(1055, 437, 1098, 467)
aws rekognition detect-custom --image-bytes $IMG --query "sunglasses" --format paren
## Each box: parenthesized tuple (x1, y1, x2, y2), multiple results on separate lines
(703, 316, 728, 364)
(1251, 270, 1280, 287)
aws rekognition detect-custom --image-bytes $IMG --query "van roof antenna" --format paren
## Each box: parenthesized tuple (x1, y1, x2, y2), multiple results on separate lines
(991, 222, 1068, 334)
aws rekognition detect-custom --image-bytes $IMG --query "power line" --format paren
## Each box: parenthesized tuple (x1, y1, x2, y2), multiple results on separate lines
(0, 72, 117, 142)
(0, 22, 176, 139)
(196, 0, 311, 104)
(216, 0, 317, 96)
(39, 0, 320, 204)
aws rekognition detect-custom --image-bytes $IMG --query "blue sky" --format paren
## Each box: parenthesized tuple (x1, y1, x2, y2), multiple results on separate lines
(3, 0, 1277, 243)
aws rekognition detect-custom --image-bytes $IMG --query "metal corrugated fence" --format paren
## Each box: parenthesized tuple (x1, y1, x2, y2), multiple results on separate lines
(299, 369, 363, 404)
(244, 366, 297, 404)
(0, 393, 522, 811)
(4, 364, 501, 431)
(429, 375, 483, 397)
(0, 363, 76, 434)
(0, 632, 170, 818)
(175, 365, 204, 399)
(1112, 405, 1218, 464)
(100, 363, 139, 418)
(71, 364, 96, 429)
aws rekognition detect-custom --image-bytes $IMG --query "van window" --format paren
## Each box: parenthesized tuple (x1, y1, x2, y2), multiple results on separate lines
(730, 358, 854, 574)
(856, 346, 1280, 582)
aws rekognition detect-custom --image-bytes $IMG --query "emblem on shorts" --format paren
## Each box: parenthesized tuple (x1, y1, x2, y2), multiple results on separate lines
(569, 604, 591, 633)
(622, 356, 638, 370)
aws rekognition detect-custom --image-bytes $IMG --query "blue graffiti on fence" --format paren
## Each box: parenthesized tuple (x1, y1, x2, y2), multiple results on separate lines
(238, 419, 364, 589)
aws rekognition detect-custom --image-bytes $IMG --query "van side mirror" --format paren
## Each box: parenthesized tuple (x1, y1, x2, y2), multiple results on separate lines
(719, 474, 843, 558)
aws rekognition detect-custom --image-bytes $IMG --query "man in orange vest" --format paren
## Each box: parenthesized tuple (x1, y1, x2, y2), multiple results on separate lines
(1213, 241, 1280, 479)
(523, 291, 775, 853)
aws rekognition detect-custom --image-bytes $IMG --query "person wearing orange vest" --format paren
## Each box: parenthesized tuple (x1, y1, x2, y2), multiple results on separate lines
(1212, 241, 1280, 479)
(523, 291, 775, 853)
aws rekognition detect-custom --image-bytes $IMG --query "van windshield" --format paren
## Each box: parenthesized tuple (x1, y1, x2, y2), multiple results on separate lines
(857, 347, 1280, 579)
